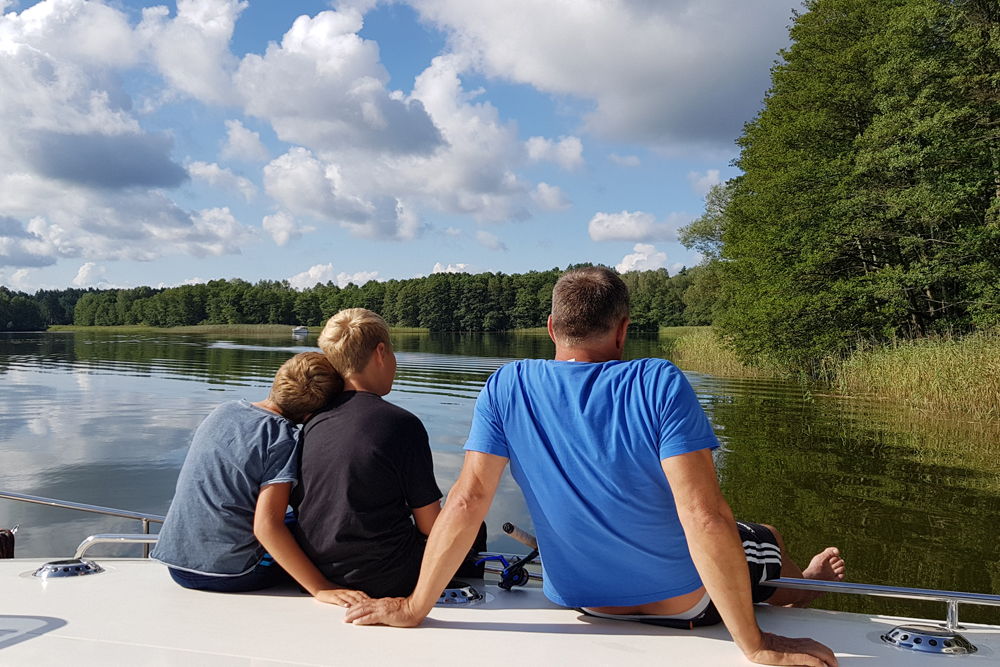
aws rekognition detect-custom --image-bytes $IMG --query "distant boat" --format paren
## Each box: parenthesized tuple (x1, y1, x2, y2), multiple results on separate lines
(292, 326, 309, 336)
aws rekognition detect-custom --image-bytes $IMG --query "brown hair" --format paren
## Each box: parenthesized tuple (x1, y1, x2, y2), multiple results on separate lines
(550, 267, 630, 346)
(270, 352, 343, 423)
(318, 308, 391, 377)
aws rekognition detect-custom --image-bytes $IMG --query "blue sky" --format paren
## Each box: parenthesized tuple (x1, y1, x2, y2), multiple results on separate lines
(0, 0, 794, 291)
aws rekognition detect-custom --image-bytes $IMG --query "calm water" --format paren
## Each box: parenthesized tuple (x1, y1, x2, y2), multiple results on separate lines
(2, 330, 1000, 623)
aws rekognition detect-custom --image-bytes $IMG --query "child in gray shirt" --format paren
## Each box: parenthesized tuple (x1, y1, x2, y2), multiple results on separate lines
(152, 352, 368, 608)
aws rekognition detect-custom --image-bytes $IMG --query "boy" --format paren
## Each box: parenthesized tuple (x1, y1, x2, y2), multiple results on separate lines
(152, 352, 368, 608)
(293, 309, 486, 598)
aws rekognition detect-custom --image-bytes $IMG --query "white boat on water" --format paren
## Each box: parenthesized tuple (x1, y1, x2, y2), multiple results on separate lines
(3, 491, 1000, 666)
(292, 326, 310, 336)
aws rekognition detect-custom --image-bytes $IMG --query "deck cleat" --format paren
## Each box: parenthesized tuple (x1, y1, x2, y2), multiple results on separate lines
(436, 580, 485, 606)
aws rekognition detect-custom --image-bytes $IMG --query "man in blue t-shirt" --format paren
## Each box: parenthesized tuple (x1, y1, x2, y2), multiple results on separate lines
(346, 268, 845, 667)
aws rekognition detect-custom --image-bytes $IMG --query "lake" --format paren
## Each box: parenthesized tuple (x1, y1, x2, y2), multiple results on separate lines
(2, 329, 999, 623)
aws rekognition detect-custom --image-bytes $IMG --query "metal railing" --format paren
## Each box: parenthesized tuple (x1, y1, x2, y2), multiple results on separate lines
(0, 491, 164, 558)
(75, 534, 160, 559)
(766, 577, 1000, 631)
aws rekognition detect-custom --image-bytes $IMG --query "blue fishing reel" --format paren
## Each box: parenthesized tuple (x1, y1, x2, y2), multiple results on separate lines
(476, 548, 539, 590)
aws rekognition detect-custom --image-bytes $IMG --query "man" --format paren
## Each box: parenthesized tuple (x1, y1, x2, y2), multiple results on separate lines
(345, 268, 845, 667)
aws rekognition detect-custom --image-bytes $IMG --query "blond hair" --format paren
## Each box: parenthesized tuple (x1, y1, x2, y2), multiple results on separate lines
(318, 308, 391, 377)
(270, 352, 343, 423)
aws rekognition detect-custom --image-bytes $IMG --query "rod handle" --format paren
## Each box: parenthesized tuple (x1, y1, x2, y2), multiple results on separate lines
(502, 522, 538, 550)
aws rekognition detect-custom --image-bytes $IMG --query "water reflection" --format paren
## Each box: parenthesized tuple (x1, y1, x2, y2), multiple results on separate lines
(1, 330, 999, 623)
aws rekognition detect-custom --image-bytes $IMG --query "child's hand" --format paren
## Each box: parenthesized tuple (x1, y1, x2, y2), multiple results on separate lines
(315, 587, 370, 608)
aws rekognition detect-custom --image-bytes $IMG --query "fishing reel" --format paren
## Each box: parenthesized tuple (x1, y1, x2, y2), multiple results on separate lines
(476, 547, 539, 590)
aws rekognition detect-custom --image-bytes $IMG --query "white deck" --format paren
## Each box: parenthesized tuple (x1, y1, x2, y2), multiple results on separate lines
(2, 558, 999, 666)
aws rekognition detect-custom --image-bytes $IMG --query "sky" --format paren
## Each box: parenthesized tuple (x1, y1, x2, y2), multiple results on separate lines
(0, 0, 796, 292)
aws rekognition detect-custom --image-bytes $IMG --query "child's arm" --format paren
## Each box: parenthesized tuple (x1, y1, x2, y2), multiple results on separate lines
(412, 500, 442, 536)
(254, 482, 369, 607)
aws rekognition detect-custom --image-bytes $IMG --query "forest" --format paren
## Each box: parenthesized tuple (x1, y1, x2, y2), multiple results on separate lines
(0, 265, 714, 333)
(684, 0, 1000, 365)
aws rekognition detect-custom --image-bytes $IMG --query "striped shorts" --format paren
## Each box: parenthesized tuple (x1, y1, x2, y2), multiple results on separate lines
(737, 520, 783, 603)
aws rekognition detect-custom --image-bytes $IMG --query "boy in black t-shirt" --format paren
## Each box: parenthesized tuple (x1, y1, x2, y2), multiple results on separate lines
(293, 308, 484, 597)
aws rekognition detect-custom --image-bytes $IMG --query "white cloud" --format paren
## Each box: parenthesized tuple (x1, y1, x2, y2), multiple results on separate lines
(220, 119, 270, 162)
(0, 1, 259, 268)
(139, 0, 247, 105)
(475, 230, 507, 251)
(444, 226, 463, 237)
(156, 277, 205, 288)
(616, 243, 667, 273)
(525, 135, 584, 170)
(588, 210, 692, 243)
(72, 261, 103, 287)
(531, 182, 571, 211)
(688, 169, 721, 195)
(670, 262, 686, 275)
(188, 161, 257, 201)
(289, 262, 335, 289)
(609, 153, 641, 167)
(262, 211, 314, 246)
(432, 262, 469, 274)
(337, 270, 378, 287)
(5, 268, 34, 291)
(406, 0, 791, 152)
(288, 264, 378, 289)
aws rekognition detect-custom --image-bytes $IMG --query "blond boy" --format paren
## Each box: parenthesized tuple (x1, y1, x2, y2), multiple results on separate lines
(291, 309, 446, 597)
(152, 352, 368, 606)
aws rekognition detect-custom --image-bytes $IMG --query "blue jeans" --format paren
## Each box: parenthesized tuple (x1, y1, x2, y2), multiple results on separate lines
(168, 554, 291, 592)
(168, 511, 298, 593)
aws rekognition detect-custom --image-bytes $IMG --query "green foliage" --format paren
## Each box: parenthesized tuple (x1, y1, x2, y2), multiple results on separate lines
(0, 287, 46, 331)
(717, 0, 1000, 366)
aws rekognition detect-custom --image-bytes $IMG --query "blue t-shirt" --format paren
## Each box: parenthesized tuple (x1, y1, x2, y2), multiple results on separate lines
(151, 400, 299, 576)
(464, 358, 719, 607)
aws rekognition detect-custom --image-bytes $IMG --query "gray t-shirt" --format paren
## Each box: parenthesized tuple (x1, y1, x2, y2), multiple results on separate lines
(151, 400, 299, 576)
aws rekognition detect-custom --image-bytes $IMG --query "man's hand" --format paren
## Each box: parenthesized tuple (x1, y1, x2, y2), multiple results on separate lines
(314, 588, 370, 608)
(343, 597, 421, 627)
(745, 632, 838, 667)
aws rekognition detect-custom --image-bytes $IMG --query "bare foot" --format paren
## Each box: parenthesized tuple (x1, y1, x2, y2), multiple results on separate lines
(789, 547, 845, 607)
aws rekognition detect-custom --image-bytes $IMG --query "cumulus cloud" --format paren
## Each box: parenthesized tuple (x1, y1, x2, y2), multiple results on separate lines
(406, 0, 791, 152)
(432, 262, 470, 274)
(288, 263, 378, 289)
(0, 0, 256, 267)
(609, 153, 641, 167)
(688, 169, 721, 195)
(188, 161, 256, 201)
(525, 136, 584, 170)
(337, 270, 378, 287)
(475, 230, 507, 251)
(72, 261, 104, 286)
(444, 226, 463, 237)
(588, 210, 692, 243)
(220, 119, 270, 162)
(531, 182, 571, 211)
(616, 243, 667, 273)
(289, 262, 336, 289)
(139, 0, 247, 105)
(262, 211, 314, 246)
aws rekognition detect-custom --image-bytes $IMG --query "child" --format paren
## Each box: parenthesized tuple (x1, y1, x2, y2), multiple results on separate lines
(292, 309, 485, 598)
(151, 352, 368, 608)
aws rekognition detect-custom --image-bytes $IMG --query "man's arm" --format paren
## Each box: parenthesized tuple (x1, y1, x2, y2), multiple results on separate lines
(662, 449, 837, 667)
(344, 451, 508, 626)
(254, 482, 369, 607)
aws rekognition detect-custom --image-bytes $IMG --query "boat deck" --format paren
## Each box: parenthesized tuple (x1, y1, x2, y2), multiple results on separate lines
(3, 558, 999, 666)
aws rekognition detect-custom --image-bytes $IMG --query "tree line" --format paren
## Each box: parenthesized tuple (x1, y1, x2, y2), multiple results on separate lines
(679, 0, 1000, 366)
(0, 265, 716, 332)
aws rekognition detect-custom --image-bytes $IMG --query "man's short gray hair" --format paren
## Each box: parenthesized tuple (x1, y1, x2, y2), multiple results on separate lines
(550, 267, 630, 346)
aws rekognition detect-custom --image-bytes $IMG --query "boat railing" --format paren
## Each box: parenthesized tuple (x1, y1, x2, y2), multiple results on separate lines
(767, 578, 1000, 631)
(0, 490, 164, 557)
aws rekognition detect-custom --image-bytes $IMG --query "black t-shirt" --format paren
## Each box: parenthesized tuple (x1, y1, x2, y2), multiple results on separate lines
(291, 391, 442, 598)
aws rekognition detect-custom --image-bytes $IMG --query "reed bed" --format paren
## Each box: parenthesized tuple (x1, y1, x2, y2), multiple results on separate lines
(660, 327, 787, 379)
(830, 331, 1000, 421)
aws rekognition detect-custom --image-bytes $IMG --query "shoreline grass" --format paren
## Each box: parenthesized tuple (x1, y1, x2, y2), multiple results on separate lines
(660, 326, 1000, 421)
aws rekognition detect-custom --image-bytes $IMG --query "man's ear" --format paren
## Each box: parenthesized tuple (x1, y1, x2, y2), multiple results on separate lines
(615, 317, 629, 350)
(547, 314, 556, 344)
